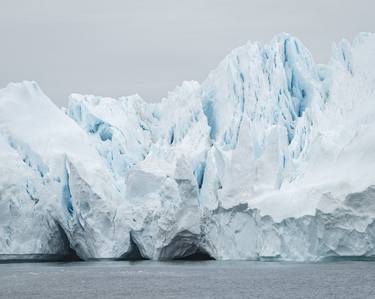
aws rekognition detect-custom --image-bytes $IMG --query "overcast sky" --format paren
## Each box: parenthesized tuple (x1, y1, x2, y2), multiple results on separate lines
(0, 0, 374, 106)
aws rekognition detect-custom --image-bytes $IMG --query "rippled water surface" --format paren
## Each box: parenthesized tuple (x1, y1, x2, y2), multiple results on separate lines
(0, 260, 374, 298)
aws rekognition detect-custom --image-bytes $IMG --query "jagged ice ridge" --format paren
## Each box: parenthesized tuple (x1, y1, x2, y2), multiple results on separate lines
(1, 33, 375, 261)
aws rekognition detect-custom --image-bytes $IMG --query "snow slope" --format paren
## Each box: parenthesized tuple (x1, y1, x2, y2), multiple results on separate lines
(1, 33, 375, 261)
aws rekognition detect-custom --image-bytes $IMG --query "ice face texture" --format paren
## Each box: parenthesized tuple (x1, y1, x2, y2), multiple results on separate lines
(1, 33, 375, 261)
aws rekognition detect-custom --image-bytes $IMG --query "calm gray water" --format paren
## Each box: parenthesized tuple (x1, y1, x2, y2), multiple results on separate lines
(0, 261, 374, 299)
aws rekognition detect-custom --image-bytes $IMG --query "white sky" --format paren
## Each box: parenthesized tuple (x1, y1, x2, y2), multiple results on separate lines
(0, 0, 374, 106)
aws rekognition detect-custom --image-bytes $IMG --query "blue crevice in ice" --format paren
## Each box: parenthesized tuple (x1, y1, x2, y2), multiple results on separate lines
(69, 103, 114, 143)
(206, 53, 247, 150)
(62, 160, 74, 216)
(288, 70, 308, 118)
(7, 136, 49, 179)
(68, 102, 138, 193)
(232, 75, 246, 150)
(25, 179, 39, 204)
(339, 41, 354, 75)
(87, 120, 113, 142)
(139, 122, 148, 131)
(98, 124, 113, 142)
(152, 110, 161, 120)
(169, 126, 175, 145)
(239, 72, 245, 83)
(68, 103, 82, 123)
(194, 161, 206, 190)
(280, 36, 314, 144)
(202, 97, 217, 141)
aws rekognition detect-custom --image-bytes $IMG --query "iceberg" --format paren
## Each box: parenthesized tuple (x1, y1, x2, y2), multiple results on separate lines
(1, 33, 375, 261)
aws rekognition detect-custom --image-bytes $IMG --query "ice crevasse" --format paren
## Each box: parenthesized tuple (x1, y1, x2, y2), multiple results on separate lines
(1, 33, 375, 261)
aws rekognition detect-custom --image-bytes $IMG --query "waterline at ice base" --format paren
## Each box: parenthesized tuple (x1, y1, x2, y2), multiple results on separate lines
(1, 33, 375, 261)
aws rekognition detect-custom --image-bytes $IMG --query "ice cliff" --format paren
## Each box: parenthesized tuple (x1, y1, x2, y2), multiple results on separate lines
(1, 33, 375, 261)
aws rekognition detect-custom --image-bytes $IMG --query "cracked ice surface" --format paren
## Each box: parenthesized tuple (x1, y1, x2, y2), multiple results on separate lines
(1, 33, 375, 261)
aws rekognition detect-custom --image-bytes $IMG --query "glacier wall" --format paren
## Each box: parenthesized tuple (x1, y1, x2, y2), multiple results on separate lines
(1, 33, 375, 261)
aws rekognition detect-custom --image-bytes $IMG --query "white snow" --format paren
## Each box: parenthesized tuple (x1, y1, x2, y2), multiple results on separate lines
(1, 33, 375, 261)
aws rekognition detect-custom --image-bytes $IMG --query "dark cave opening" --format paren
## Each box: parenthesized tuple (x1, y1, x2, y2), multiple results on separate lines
(61, 247, 82, 262)
(159, 230, 215, 261)
(56, 223, 82, 262)
(173, 247, 215, 261)
(118, 234, 148, 261)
